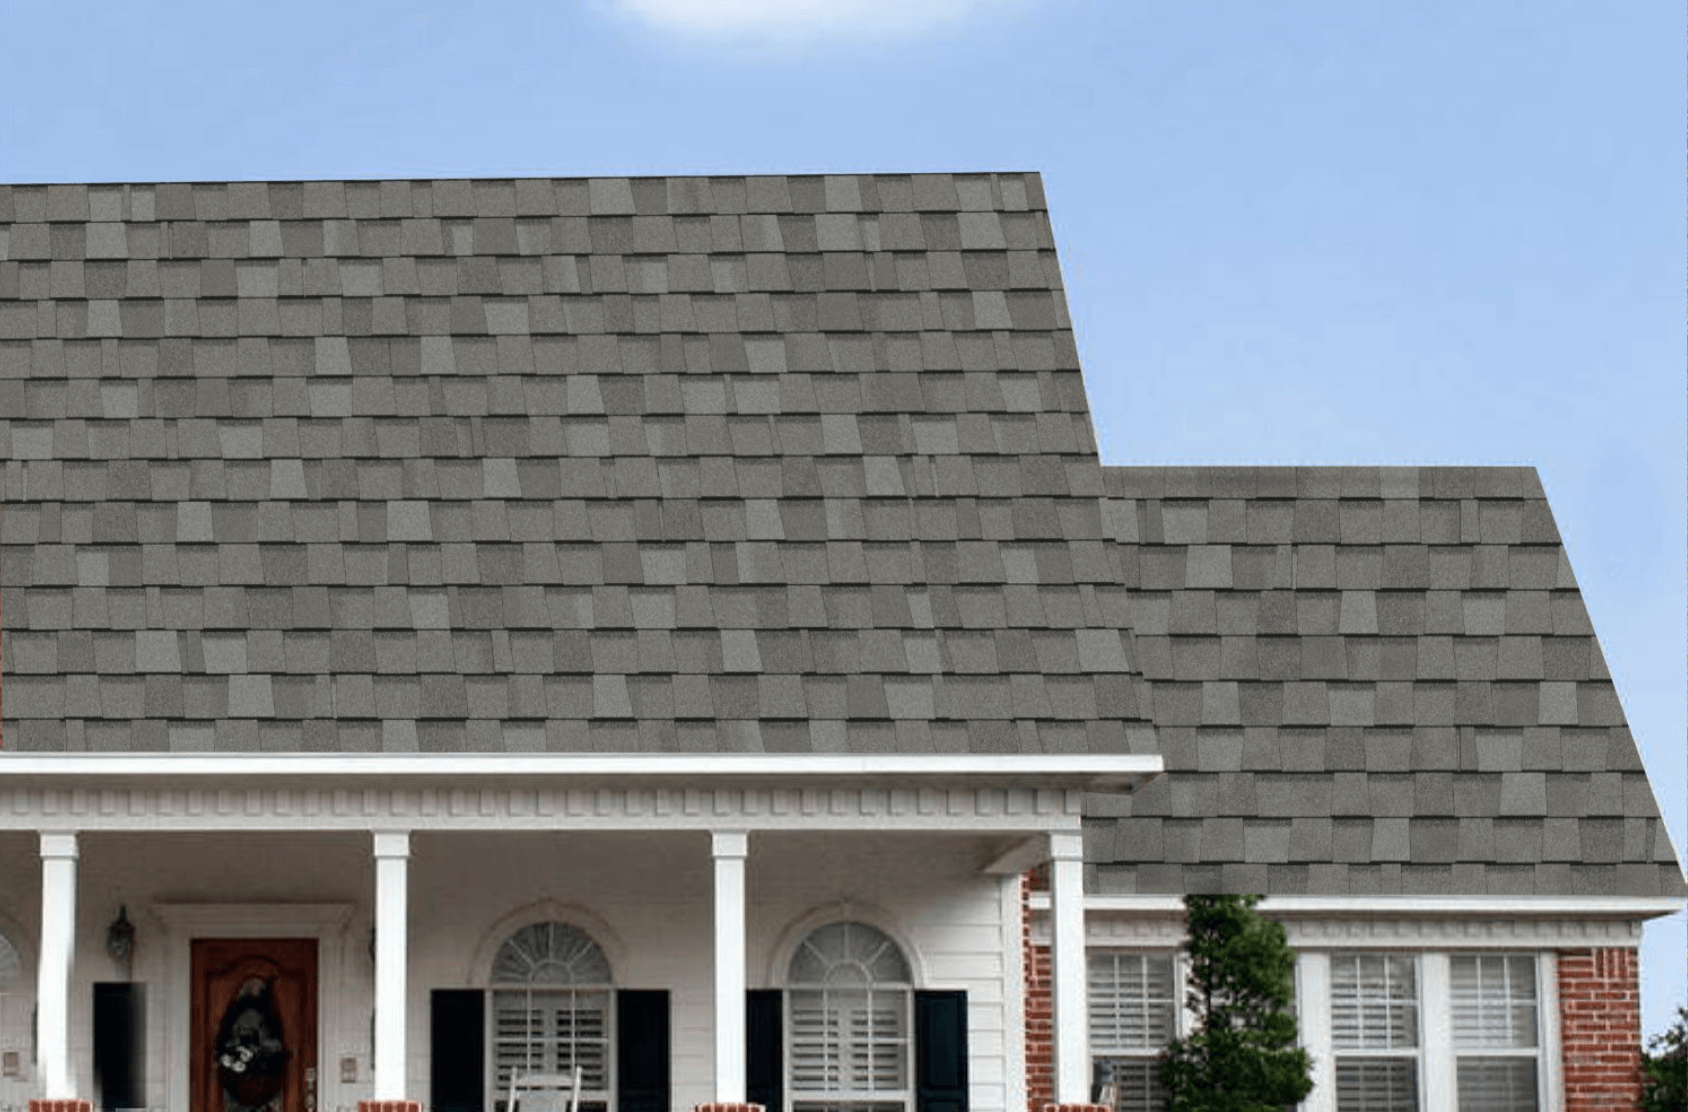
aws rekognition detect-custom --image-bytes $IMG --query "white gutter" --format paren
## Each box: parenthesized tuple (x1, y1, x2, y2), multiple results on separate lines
(1027, 893, 1685, 920)
(0, 751, 1162, 791)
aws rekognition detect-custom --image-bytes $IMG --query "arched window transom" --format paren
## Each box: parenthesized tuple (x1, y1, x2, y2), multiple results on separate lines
(492, 922, 612, 987)
(786, 922, 912, 1112)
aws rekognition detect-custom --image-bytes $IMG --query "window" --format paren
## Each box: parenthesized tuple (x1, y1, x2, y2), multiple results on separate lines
(0, 929, 26, 1083)
(1330, 954, 1420, 1112)
(1088, 952, 1177, 1112)
(1294, 950, 1546, 1112)
(787, 921, 912, 1112)
(489, 922, 613, 1112)
(1451, 955, 1539, 1112)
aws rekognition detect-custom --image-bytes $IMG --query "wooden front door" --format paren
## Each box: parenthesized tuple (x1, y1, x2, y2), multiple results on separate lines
(191, 938, 318, 1112)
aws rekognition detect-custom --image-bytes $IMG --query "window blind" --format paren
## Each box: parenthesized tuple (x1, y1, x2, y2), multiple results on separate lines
(1328, 954, 1420, 1112)
(1450, 955, 1539, 1112)
(1088, 953, 1175, 1053)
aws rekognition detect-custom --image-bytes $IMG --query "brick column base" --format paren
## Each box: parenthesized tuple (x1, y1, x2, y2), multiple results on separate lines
(357, 1102, 422, 1112)
(29, 1101, 93, 1112)
(1044, 1104, 1110, 1112)
(694, 1104, 765, 1112)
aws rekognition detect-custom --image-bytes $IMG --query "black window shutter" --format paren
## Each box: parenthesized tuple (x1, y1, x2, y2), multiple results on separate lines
(92, 982, 145, 1111)
(617, 989, 671, 1112)
(915, 991, 969, 1112)
(746, 989, 784, 1112)
(431, 988, 486, 1112)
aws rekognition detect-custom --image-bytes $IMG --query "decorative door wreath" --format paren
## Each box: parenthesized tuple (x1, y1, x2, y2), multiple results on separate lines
(215, 977, 292, 1112)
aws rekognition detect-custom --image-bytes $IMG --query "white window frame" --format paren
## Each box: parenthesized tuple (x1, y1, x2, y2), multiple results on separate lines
(1086, 949, 1190, 1112)
(1297, 952, 1554, 1112)
(1326, 952, 1423, 1111)
(485, 923, 616, 1112)
(784, 922, 915, 1112)
(1448, 953, 1545, 1112)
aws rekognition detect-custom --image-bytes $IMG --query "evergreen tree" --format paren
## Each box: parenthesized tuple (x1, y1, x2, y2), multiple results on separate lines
(1640, 1005, 1686, 1112)
(1161, 895, 1314, 1112)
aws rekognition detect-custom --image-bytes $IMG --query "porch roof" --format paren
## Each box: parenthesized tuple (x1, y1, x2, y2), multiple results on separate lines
(0, 751, 1162, 838)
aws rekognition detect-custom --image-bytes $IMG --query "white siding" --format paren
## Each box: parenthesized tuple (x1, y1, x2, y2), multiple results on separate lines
(1, 827, 1014, 1112)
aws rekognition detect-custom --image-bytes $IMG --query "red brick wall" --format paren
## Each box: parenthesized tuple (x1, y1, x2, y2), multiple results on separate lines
(1558, 947, 1643, 1111)
(1023, 872, 1054, 1112)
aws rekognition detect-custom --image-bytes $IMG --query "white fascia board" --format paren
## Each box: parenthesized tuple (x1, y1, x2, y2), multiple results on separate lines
(1027, 893, 1685, 921)
(0, 751, 1161, 791)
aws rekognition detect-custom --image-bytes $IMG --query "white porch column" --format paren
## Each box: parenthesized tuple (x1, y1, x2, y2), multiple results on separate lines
(38, 831, 79, 1101)
(711, 830, 749, 1104)
(372, 831, 411, 1102)
(1049, 830, 1089, 1106)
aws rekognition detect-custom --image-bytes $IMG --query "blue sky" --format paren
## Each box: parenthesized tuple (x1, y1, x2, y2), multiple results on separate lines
(3, 0, 1683, 1037)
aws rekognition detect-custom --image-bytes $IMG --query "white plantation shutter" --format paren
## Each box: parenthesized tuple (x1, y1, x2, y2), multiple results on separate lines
(1450, 955, 1536, 1049)
(1455, 1058, 1538, 1111)
(1328, 955, 1420, 1112)
(790, 989, 841, 1091)
(1331, 955, 1418, 1050)
(491, 989, 613, 1099)
(787, 923, 911, 1112)
(1334, 1059, 1418, 1112)
(1088, 953, 1175, 1052)
(1450, 956, 1539, 1112)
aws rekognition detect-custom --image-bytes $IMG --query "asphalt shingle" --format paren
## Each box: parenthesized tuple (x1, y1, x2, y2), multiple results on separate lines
(1100, 464, 1683, 896)
(2, 174, 1679, 900)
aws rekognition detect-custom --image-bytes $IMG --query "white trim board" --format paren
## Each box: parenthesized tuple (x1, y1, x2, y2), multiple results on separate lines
(1038, 914, 1644, 950)
(1029, 893, 1684, 919)
(0, 783, 1093, 834)
(1027, 894, 1669, 950)
(0, 752, 1163, 793)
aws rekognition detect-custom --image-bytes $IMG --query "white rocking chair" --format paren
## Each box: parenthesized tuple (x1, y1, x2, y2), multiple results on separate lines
(505, 1066, 583, 1112)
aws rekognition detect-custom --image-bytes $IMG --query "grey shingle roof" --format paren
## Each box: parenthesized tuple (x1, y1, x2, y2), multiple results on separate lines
(0, 175, 1154, 758)
(1097, 465, 1685, 898)
(2, 177, 1681, 900)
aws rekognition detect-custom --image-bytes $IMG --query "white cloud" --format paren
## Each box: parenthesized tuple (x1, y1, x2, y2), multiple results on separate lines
(606, 0, 1028, 43)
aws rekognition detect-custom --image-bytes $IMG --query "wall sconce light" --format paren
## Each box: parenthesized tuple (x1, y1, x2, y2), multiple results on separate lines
(105, 905, 135, 980)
